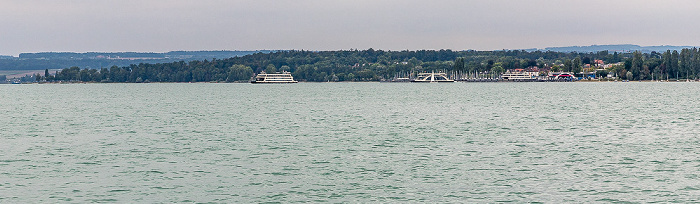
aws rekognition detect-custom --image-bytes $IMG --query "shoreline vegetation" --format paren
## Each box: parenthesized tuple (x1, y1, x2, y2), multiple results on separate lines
(25, 76, 700, 84)
(7, 48, 700, 83)
(18, 80, 700, 85)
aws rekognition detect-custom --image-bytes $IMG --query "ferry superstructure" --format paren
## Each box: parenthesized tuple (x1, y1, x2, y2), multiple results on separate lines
(501, 69, 539, 81)
(251, 71, 298, 83)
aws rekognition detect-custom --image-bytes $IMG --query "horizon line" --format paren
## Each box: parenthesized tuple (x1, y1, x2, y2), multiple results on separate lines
(3, 44, 699, 57)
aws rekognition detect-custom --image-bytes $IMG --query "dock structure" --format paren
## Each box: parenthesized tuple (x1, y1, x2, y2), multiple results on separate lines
(460, 78, 499, 82)
(411, 72, 454, 82)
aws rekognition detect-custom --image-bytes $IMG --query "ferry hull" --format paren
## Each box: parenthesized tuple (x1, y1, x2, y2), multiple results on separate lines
(251, 81, 298, 84)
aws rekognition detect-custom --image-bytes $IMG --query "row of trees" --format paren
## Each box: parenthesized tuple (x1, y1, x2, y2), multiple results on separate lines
(607, 48, 700, 81)
(46, 63, 255, 83)
(0, 51, 276, 70)
(45, 48, 695, 83)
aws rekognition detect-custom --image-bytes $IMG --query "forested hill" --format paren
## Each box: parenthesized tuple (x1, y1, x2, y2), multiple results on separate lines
(0, 50, 276, 70)
(44, 48, 700, 83)
(544, 44, 694, 53)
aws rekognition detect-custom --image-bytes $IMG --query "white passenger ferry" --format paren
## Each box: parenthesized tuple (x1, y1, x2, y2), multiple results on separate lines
(251, 71, 298, 83)
(411, 72, 454, 82)
(501, 69, 539, 81)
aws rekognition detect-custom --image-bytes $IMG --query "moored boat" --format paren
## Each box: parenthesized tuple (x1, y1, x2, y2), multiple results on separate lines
(501, 69, 539, 81)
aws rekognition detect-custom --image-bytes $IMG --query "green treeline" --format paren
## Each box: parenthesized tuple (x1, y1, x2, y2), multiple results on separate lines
(44, 48, 700, 82)
(617, 49, 700, 80)
(0, 51, 276, 71)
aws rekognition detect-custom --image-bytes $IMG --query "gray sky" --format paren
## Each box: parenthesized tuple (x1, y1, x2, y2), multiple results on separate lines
(2, 0, 699, 56)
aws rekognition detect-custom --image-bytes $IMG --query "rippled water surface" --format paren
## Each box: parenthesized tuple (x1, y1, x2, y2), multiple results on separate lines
(1, 82, 700, 203)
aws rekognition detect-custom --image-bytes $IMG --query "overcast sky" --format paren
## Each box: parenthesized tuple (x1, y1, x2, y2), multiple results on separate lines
(1, 0, 699, 56)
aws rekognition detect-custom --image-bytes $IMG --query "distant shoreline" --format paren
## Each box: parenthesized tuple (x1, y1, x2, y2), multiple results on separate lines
(9, 80, 697, 84)
(7, 49, 699, 84)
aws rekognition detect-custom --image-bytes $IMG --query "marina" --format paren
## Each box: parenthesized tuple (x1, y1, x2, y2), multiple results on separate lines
(384, 70, 577, 83)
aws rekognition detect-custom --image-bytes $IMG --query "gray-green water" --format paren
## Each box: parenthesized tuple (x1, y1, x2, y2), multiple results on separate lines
(1, 82, 699, 203)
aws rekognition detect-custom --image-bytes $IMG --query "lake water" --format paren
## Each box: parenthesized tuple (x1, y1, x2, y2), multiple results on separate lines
(1, 82, 699, 203)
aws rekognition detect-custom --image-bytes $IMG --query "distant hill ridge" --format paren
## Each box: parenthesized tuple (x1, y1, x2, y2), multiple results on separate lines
(0, 50, 280, 70)
(541, 44, 696, 53)
(18, 50, 278, 60)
